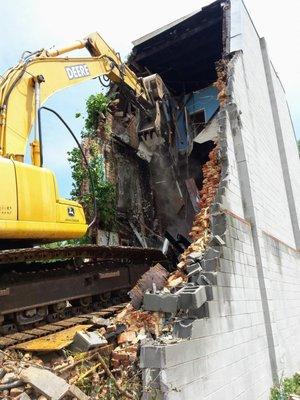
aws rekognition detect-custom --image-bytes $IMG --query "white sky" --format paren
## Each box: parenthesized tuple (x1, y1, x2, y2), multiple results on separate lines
(0, 0, 299, 197)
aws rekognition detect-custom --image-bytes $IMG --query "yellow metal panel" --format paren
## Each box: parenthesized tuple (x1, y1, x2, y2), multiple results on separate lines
(0, 220, 87, 240)
(57, 200, 86, 224)
(15, 162, 57, 222)
(0, 157, 17, 220)
(14, 325, 92, 352)
(0, 160, 87, 241)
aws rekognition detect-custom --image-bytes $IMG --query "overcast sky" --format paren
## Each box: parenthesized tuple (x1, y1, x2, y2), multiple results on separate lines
(0, 0, 299, 197)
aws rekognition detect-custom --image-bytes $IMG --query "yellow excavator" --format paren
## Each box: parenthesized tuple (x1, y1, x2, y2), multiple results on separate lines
(0, 32, 166, 246)
(0, 33, 169, 330)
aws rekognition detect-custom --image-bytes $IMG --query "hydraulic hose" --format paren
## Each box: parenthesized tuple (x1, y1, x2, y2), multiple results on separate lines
(38, 106, 97, 229)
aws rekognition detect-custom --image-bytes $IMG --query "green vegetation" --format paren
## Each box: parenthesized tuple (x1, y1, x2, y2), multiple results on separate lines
(68, 93, 116, 237)
(85, 93, 111, 132)
(270, 373, 300, 400)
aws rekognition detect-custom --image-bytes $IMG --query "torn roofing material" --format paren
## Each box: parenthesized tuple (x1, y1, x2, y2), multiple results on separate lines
(130, 0, 225, 95)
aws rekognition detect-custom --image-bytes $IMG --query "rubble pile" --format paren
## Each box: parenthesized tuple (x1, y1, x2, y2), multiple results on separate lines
(138, 145, 220, 317)
(0, 146, 221, 399)
(111, 304, 163, 369)
(0, 305, 166, 400)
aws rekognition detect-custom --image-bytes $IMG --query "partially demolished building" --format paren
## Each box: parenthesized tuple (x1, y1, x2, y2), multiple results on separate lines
(104, 0, 300, 398)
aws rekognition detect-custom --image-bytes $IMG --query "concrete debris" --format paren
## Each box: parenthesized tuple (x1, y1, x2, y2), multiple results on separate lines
(70, 331, 108, 352)
(88, 316, 110, 327)
(188, 302, 210, 319)
(67, 384, 90, 400)
(18, 392, 32, 400)
(211, 234, 226, 245)
(129, 263, 169, 309)
(20, 366, 71, 400)
(1, 371, 18, 384)
(143, 292, 179, 314)
(186, 262, 202, 277)
(187, 250, 203, 261)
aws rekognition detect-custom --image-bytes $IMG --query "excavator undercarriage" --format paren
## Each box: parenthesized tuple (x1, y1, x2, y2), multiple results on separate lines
(0, 245, 167, 333)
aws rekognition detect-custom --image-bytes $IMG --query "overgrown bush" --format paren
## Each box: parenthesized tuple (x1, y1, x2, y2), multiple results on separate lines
(270, 373, 300, 400)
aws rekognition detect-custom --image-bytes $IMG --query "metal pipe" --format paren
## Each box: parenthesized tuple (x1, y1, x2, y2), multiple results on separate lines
(46, 40, 86, 57)
(37, 108, 43, 168)
(34, 79, 40, 141)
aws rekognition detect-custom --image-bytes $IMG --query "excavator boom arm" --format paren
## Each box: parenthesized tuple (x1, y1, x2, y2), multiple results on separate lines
(0, 33, 149, 161)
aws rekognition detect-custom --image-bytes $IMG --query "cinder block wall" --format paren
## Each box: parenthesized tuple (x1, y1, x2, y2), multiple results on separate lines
(141, 1, 300, 399)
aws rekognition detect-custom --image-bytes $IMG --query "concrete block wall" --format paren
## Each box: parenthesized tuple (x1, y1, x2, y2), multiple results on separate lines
(140, 1, 300, 399)
(141, 216, 275, 400)
(270, 68, 300, 226)
(141, 205, 300, 400)
(230, 0, 296, 248)
(260, 233, 300, 378)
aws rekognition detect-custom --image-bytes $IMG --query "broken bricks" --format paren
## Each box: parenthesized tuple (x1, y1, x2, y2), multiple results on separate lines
(117, 330, 137, 345)
(111, 346, 138, 368)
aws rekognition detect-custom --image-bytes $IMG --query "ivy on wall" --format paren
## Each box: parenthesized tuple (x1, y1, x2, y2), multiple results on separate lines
(68, 93, 116, 236)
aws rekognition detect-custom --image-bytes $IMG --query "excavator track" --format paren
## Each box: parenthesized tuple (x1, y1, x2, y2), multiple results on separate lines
(0, 245, 166, 333)
(0, 245, 164, 265)
(0, 302, 127, 349)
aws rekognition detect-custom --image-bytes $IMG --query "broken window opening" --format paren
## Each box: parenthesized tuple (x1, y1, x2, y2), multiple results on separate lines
(188, 109, 206, 139)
